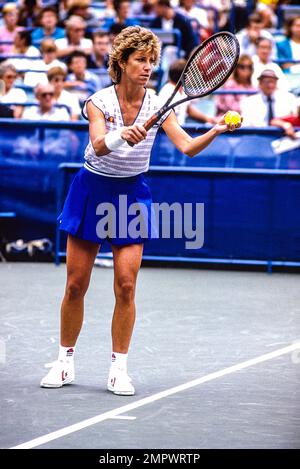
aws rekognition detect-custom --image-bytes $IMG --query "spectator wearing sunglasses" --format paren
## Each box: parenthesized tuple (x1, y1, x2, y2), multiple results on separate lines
(40, 39, 67, 70)
(23, 83, 70, 121)
(16, 82, 73, 160)
(252, 37, 288, 91)
(47, 66, 81, 121)
(0, 62, 27, 118)
(215, 54, 257, 117)
(55, 15, 93, 60)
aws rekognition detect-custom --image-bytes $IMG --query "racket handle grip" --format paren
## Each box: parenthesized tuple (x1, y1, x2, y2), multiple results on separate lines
(144, 114, 159, 131)
(127, 113, 160, 147)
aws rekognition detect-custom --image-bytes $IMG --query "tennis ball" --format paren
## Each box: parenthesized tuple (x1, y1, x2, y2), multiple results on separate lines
(224, 111, 241, 125)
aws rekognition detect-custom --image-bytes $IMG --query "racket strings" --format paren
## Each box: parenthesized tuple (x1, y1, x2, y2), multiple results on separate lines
(184, 35, 238, 97)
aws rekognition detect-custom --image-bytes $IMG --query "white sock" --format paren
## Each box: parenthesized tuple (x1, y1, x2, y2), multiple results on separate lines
(111, 352, 128, 371)
(58, 345, 75, 362)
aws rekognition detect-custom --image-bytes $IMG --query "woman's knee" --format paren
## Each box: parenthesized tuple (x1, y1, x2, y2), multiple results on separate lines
(65, 278, 89, 301)
(115, 278, 136, 303)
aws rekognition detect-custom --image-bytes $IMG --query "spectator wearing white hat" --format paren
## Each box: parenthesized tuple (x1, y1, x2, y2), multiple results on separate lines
(241, 69, 298, 128)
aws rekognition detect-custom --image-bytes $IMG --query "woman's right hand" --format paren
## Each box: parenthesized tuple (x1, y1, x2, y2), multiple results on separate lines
(121, 124, 147, 146)
(214, 114, 243, 134)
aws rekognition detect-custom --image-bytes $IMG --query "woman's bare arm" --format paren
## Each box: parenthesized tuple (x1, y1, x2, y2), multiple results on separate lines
(162, 111, 239, 157)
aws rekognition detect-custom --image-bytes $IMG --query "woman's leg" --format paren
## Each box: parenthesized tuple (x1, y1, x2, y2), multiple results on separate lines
(61, 234, 100, 346)
(41, 235, 100, 388)
(107, 243, 143, 395)
(111, 243, 144, 353)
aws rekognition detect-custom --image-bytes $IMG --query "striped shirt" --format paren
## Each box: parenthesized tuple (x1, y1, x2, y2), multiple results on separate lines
(82, 85, 170, 177)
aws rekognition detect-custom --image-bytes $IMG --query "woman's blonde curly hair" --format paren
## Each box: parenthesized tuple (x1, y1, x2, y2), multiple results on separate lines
(108, 26, 161, 84)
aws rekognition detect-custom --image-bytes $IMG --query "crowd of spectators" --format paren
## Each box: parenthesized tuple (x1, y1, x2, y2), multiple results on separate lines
(0, 0, 299, 137)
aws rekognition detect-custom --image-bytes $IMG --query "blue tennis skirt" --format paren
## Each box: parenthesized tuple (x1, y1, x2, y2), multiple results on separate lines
(58, 167, 158, 245)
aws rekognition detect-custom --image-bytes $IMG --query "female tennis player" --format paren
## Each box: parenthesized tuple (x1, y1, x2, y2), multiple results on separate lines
(41, 26, 241, 395)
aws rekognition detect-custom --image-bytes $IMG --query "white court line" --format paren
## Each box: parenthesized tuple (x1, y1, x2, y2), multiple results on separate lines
(110, 416, 136, 420)
(11, 342, 300, 449)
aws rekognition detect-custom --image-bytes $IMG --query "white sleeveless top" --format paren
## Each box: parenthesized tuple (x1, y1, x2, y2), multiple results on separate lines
(82, 85, 170, 177)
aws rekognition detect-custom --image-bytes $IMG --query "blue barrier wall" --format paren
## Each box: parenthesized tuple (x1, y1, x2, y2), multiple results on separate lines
(55, 164, 300, 268)
(1, 119, 300, 267)
(146, 167, 300, 265)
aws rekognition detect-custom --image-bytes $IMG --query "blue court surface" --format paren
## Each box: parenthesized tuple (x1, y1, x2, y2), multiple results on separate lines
(1, 262, 300, 449)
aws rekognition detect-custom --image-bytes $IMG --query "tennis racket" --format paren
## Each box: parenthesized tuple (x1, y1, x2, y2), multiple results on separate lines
(144, 31, 240, 131)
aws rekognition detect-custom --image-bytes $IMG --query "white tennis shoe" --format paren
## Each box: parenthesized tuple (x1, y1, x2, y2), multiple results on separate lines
(40, 359, 75, 388)
(40, 360, 134, 394)
(107, 367, 135, 396)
